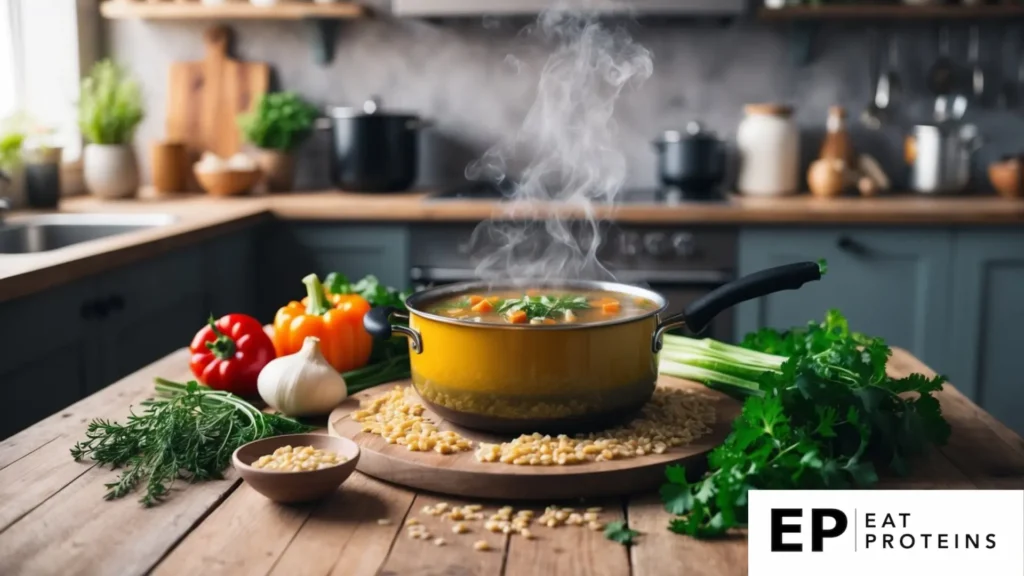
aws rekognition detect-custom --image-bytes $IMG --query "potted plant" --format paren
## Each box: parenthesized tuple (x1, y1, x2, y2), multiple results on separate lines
(238, 92, 317, 192)
(79, 60, 144, 199)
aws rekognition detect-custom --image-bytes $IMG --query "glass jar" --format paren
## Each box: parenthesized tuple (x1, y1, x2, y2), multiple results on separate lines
(736, 103, 799, 197)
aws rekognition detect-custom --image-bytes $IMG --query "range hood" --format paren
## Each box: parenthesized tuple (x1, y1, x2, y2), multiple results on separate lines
(391, 0, 747, 17)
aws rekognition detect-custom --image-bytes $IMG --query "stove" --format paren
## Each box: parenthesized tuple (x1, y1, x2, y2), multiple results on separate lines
(424, 181, 726, 204)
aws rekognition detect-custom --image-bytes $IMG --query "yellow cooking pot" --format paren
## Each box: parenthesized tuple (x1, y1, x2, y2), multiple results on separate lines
(365, 263, 822, 433)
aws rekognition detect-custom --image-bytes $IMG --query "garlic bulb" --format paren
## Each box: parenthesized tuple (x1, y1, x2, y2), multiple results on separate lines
(257, 336, 348, 417)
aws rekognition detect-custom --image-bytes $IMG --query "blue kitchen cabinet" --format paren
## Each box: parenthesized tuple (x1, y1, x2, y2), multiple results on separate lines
(0, 229, 261, 438)
(258, 223, 410, 320)
(735, 228, 953, 368)
(92, 247, 208, 390)
(0, 279, 100, 439)
(947, 231, 1024, 435)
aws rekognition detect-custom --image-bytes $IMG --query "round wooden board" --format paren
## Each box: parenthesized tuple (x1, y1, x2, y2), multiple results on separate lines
(328, 376, 740, 501)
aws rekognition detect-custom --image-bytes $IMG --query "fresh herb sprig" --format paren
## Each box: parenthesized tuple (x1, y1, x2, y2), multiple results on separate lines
(71, 379, 312, 507)
(660, 310, 950, 538)
(497, 294, 590, 321)
(604, 521, 641, 546)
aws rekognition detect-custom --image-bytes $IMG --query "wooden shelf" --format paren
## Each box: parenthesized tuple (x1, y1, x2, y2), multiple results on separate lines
(100, 1, 367, 21)
(759, 4, 1024, 20)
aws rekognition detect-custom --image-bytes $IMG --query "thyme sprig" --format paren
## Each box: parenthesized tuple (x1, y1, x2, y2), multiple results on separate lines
(71, 379, 312, 507)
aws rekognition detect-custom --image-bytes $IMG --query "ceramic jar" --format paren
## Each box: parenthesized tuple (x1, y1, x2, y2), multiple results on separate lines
(737, 103, 800, 197)
(84, 144, 139, 199)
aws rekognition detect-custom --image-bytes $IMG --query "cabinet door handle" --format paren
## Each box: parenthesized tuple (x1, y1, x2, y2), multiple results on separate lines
(107, 294, 125, 312)
(836, 235, 870, 256)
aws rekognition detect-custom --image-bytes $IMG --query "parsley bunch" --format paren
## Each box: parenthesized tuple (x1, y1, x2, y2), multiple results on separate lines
(660, 310, 951, 538)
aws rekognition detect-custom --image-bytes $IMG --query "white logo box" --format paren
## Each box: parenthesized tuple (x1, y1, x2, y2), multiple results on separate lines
(748, 490, 1024, 576)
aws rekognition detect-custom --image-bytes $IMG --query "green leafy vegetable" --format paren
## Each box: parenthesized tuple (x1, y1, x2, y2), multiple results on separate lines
(238, 92, 318, 151)
(78, 60, 144, 144)
(604, 521, 640, 545)
(325, 273, 411, 311)
(71, 379, 312, 507)
(496, 294, 590, 321)
(660, 309, 950, 538)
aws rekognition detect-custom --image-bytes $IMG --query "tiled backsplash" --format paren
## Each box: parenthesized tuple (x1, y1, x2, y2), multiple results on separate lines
(107, 17, 1024, 192)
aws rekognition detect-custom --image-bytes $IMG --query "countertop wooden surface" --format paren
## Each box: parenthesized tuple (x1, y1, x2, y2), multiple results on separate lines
(1, 191, 1023, 303)
(0, 348, 1020, 576)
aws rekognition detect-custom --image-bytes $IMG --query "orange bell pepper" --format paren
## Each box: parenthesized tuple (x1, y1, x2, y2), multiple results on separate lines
(273, 274, 373, 373)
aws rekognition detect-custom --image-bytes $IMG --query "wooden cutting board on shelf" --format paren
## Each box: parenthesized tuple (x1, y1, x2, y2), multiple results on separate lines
(166, 25, 268, 171)
(328, 377, 739, 501)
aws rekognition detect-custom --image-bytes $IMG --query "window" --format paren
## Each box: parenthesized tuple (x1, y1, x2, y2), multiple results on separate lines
(0, 0, 93, 159)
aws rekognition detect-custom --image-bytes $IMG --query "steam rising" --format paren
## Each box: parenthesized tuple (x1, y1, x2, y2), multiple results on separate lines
(466, 0, 653, 284)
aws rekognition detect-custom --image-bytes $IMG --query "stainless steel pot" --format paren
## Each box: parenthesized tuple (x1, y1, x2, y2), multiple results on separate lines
(907, 123, 982, 195)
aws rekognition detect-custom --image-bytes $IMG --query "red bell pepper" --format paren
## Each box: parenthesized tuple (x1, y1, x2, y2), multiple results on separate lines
(189, 314, 277, 397)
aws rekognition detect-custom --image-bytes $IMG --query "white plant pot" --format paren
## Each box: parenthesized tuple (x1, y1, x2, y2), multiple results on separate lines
(84, 144, 140, 199)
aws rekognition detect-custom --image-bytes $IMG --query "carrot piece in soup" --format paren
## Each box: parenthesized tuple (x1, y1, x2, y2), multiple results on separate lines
(487, 296, 501, 304)
(507, 310, 528, 324)
(602, 301, 621, 314)
(468, 295, 484, 306)
(471, 299, 494, 313)
(542, 318, 557, 325)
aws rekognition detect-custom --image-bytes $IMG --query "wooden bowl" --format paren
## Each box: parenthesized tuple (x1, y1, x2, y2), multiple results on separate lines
(233, 433, 360, 503)
(194, 167, 261, 197)
(988, 158, 1023, 199)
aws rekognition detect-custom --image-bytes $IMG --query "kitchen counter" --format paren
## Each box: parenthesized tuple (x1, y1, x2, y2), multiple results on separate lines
(0, 348, 1020, 576)
(1, 190, 1023, 303)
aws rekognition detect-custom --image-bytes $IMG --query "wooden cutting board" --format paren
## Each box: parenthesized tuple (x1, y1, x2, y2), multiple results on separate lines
(328, 377, 739, 500)
(166, 25, 268, 171)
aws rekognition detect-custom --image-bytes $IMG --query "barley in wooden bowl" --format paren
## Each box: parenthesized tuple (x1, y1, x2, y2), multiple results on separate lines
(233, 433, 360, 503)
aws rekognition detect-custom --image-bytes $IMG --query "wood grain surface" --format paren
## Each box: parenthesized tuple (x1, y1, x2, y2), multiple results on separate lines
(166, 26, 268, 173)
(327, 378, 739, 500)
(0, 348, 1021, 576)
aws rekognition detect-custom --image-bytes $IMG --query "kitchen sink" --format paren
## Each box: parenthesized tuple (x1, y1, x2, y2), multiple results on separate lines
(0, 213, 179, 254)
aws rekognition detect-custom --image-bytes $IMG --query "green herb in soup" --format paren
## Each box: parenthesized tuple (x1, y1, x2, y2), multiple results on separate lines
(429, 289, 656, 325)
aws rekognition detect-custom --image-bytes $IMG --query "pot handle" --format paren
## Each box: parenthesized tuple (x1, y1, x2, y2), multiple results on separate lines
(652, 261, 824, 352)
(364, 306, 423, 354)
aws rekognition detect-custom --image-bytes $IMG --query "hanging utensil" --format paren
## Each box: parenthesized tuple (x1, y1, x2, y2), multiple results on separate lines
(952, 94, 969, 121)
(969, 25, 985, 104)
(861, 28, 884, 130)
(927, 26, 956, 96)
(997, 28, 1018, 109)
(880, 33, 902, 112)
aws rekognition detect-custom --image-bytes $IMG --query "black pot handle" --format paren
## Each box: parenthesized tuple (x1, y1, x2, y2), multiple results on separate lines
(653, 261, 823, 351)
(364, 306, 423, 354)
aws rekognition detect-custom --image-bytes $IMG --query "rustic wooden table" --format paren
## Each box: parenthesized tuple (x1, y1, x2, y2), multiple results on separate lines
(1, 349, 1022, 576)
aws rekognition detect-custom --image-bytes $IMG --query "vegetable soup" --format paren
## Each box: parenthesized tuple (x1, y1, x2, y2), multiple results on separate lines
(428, 289, 658, 325)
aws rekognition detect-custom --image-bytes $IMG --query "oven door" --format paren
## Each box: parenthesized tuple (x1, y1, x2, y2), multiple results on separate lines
(409, 267, 734, 342)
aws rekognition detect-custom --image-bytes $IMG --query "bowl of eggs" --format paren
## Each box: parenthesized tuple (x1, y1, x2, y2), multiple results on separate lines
(194, 152, 262, 196)
(233, 433, 360, 503)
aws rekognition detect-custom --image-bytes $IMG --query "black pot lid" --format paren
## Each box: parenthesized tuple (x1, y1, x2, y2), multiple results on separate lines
(656, 122, 719, 143)
(327, 96, 419, 119)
